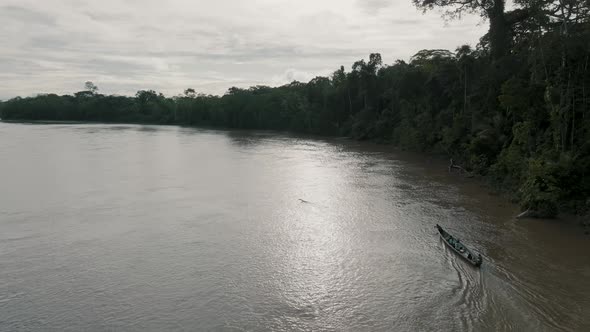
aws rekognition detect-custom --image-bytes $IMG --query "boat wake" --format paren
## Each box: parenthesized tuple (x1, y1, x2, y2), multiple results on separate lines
(442, 241, 486, 332)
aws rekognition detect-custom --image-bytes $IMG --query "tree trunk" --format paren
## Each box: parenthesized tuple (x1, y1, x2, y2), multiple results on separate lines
(464, 68, 468, 115)
(584, 55, 588, 121)
(347, 88, 352, 116)
(571, 89, 575, 151)
(488, 0, 510, 60)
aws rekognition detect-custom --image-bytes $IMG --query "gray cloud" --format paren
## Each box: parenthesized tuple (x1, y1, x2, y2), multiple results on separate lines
(356, 0, 393, 14)
(0, 5, 57, 26)
(0, 0, 486, 99)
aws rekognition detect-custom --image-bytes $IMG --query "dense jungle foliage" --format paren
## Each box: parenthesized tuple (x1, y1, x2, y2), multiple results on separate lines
(2, 0, 589, 216)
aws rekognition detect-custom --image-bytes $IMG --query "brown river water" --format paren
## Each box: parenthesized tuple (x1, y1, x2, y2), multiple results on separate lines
(0, 123, 588, 331)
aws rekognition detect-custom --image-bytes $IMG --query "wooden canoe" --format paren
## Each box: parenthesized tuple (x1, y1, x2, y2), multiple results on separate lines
(436, 224, 482, 267)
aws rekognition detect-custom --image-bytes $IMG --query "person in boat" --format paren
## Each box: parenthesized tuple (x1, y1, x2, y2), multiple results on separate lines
(449, 237, 460, 249)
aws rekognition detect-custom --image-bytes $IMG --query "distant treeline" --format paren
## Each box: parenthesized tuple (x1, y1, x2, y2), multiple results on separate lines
(2, 0, 590, 216)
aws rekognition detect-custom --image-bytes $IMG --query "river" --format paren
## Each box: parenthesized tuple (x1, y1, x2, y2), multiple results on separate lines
(0, 123, 588, 331)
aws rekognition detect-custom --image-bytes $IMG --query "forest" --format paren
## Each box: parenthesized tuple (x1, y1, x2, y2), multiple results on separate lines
(1, 0, 589, 217)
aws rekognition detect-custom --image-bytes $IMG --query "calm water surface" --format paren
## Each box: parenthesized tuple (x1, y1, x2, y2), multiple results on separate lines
(0, 123, 588, 331)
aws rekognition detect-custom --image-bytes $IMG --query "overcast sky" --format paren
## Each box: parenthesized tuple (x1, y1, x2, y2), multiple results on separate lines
(0, 0, 487, 99)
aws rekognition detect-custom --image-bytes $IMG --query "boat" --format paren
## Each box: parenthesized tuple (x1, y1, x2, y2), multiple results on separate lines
(436, 224, 482, 267)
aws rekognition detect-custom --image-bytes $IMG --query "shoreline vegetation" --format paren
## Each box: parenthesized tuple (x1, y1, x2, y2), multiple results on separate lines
(2, 0, 590, 219)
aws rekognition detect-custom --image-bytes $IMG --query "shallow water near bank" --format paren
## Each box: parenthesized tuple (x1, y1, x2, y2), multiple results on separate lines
(0, 123, 588, 331)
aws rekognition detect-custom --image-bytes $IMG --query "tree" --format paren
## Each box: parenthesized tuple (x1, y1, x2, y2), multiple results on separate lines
(413, 0, 530, 60)
(84, 81, 98, 94)
(456, 45, 475, 115)
(184, 88, 196, 98)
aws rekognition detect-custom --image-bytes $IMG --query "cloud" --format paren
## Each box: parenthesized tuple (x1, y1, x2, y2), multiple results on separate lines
(0, 0, 487, 99)
(0, 5, 57, 27)
(271, 68, 331, 87)
(356, 0, 393, 14)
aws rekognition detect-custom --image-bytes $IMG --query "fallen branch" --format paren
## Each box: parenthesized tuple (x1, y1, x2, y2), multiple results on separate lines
(448, 158, 466, 173)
